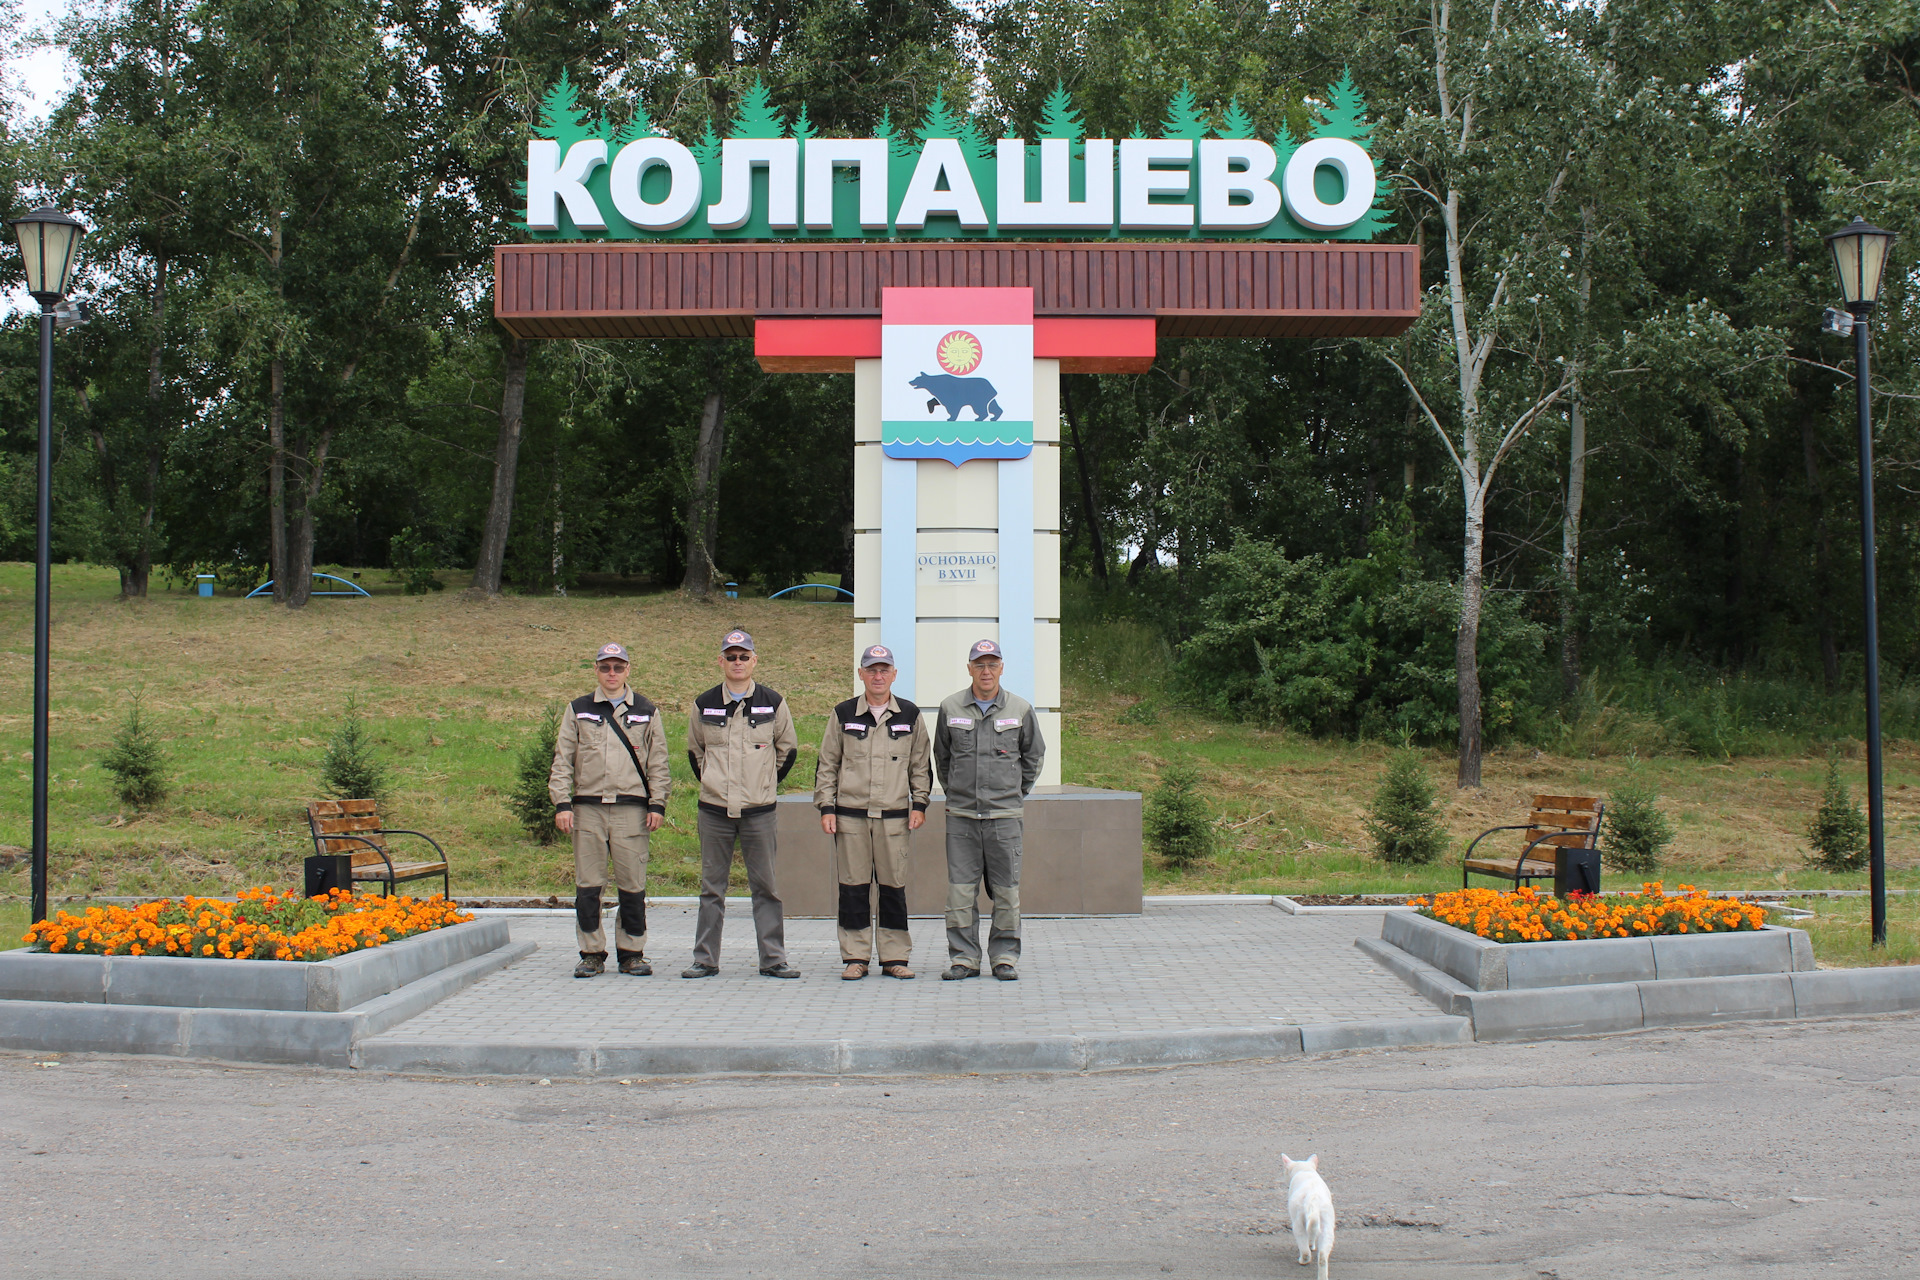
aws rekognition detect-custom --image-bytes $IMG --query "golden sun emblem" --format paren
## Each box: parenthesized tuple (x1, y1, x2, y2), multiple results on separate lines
(935, 330, 983, 375)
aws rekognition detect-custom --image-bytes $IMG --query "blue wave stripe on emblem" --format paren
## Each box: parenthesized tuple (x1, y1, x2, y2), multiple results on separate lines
(880, 421, 1034, 446)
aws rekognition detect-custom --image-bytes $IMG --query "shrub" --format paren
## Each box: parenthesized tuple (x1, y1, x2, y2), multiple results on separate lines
(1602, 772, 1675, 874)
(389, 526, 445, 594)
(507, 703, 563, 844)
(1144, 761, 1214, 867)
(1174, 534, 1547, 742)
(101, 693, 169, 808)
(1364, 749, 1449, 865)
(1808, 753, 1869, 872)
(319, 695, 391, 803)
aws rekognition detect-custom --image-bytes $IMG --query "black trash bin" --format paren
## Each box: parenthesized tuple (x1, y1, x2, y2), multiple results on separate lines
(304, 853, 355, 898)
(1554, 846, 1601, 896)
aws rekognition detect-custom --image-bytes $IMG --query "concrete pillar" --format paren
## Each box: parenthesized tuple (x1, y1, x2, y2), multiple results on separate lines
(852, 357, 1061, 784)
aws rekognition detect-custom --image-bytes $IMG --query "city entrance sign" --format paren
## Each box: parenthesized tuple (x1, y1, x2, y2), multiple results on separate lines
(523, 75, 1390, 244)
(497, 74, 1421, 800)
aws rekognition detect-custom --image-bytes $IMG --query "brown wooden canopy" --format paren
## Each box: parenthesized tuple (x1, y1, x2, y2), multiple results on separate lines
(493, 241, 1419, 371)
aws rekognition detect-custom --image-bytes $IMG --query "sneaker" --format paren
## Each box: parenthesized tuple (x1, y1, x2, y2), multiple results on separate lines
(992, 963, 1018, 981)
(841, 962, 870, 981)
(880, 963, 916, 980)
(942, 964, 979, 981)
(573, 954, 606, 979)
(760, 963, 802, 979)
(680, 963, 720, 979)
(618, 956, 653, 976)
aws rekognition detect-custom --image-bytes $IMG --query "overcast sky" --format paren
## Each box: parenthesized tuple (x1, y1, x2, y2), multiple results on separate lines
(7, 0, 77, 124)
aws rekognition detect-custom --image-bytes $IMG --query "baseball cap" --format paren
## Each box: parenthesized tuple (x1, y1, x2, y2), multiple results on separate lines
(968, 638, 1003, 662)
(720, 629, 755, 653)
(594, 642, 630, 664)
(860, 644, 895, 669)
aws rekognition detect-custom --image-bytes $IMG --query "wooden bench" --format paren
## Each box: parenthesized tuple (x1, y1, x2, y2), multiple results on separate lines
(306, 799, 451, 898)
(1462, 795, 1605, 892)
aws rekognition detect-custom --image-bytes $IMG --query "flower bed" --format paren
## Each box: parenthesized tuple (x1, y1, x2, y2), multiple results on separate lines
(21, 887, 471, 962)
(1407, 882, 1767, 944)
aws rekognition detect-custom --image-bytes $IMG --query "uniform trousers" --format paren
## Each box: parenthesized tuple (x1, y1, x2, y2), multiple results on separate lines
(833, 814, 912, 964)
(945, 815, 1022, 970)
(693, 808, 786, 969)
(571, 802, 649, 957)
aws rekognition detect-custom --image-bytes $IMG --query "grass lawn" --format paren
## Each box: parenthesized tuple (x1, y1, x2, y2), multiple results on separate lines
(1778, 895, 1920, 968)
(3, 562, 1917, 919)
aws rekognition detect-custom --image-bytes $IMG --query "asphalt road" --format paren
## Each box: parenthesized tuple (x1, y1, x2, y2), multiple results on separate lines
(4, 1015, 1917, 1279)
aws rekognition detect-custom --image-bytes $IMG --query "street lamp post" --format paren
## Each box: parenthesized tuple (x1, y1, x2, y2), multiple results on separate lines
(7, 206, 87, 925)
(1825, 217, 1897, 948)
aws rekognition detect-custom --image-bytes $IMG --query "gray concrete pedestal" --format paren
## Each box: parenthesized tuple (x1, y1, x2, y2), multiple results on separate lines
(772, 785, 1142, 917)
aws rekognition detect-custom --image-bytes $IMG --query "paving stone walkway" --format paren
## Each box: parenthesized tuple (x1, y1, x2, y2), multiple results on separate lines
(370, 903, 1442, 1047)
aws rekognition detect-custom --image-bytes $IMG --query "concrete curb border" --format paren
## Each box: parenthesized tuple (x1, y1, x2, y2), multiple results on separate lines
(0, 919, 513, 1012)
(355, 1014, 1474, 1078)
(0, 939, 536, 1068)
(1381, 911, 1816, 991)
(1360, 934, 1920, 1040)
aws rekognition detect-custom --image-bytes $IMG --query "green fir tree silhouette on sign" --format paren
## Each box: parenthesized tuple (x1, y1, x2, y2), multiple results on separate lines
(1217, 98, 1257, 141)
(1160, 84, 1211, 141)
(1037, 81, 1085, 142)
(728, 78, 789, 139)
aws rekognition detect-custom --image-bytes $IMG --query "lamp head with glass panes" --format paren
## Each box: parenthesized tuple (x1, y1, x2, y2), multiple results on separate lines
(7, 206, 87, 304)
(1825, 217, 1896, 316)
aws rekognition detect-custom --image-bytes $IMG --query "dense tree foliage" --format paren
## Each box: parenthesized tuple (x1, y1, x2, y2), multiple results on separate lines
(3, 0, 1916, 774)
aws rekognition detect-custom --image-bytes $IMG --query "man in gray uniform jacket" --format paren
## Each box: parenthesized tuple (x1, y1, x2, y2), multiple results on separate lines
(932, 638, 1046, 981)
(683, 629, 802, 979)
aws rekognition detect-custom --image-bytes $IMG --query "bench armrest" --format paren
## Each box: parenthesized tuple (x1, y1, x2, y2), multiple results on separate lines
(371, 829, 449, 863)
(1464, 825, 1535, 861)
(309, 832, 395, 880)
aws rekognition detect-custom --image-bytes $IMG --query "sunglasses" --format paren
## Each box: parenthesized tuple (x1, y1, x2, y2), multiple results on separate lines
(596, 662, 628, 672)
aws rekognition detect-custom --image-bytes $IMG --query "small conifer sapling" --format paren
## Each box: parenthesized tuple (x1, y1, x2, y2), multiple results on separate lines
(508, 703, 564, 844)
(1145, 761, 1214, 868)
(102, 693, 169, 809)
(1602, 769, 1675, 874)
(320, 694, 391, 804)
(1365, 749, 1448, 865)
(1808, 753, 1869, 873)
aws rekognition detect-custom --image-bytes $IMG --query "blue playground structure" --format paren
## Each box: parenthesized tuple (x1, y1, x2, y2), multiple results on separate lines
(245, 573, 372, 599)
(769, 583, 853, 602)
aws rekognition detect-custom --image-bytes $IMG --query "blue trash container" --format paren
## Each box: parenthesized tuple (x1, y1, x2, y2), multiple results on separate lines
(196, 574, 216, 598)
(725, 581, 738, 599)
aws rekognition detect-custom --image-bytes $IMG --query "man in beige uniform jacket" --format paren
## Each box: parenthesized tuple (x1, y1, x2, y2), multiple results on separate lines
(549, 642, 671, 978)
(683, 629, 801, 979)
(814, 643, 931, 979)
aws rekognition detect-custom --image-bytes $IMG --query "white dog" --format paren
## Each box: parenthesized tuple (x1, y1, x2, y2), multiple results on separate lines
(1281, 1153, 1336, 1278)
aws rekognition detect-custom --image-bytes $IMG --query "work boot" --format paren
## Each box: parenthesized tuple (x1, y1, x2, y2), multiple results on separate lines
(573, 953, 606, 979)
(681, 963, 720, 979)
(993, 963, 1019, 981)
(618, 954, 652, 976)
(942, 964, 979, 981)
(760, 963, 802, 979)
